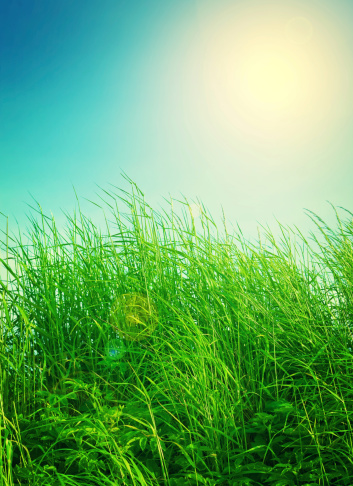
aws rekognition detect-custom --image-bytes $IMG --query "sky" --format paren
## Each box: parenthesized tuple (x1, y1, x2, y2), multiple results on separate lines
(1, 0, 353, 281)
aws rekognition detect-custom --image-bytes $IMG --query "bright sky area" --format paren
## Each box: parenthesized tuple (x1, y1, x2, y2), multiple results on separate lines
(1, 0, 353, 280)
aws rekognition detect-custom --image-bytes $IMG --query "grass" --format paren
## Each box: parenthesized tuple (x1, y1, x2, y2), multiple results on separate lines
(1, 173, 353, 485)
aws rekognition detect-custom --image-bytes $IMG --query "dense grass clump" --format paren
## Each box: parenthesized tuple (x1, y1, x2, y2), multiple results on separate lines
(1, 175, 353, 485)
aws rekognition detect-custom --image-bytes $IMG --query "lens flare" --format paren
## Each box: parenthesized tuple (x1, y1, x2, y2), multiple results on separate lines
(189, 203, 202, 219)
(109, 292, 158, 341)
(105, 339, 126, 360)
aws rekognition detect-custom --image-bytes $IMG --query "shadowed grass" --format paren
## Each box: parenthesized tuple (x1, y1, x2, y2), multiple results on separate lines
(1, 174, 353, 485)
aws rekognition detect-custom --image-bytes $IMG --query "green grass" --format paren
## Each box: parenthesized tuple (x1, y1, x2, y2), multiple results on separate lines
(1, 174, 353, 485)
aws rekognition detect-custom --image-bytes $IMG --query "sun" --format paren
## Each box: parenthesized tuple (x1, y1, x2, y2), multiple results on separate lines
(242, 49, 299, 111)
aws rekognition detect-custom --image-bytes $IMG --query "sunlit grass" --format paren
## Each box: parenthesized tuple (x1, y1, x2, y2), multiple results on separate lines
(1, 173, 353, 485)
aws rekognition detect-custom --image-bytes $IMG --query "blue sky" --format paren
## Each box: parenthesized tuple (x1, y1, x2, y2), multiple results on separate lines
(1, 0, 353, 274)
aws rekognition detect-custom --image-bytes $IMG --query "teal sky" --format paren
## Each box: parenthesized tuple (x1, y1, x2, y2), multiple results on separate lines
(1, 0, 353, 275)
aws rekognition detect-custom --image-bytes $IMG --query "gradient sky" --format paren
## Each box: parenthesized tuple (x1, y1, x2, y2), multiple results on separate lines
(1, 0, 353, 278)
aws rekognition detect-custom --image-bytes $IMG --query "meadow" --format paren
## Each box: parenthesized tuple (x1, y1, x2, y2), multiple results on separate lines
(1, 175, 353, 485)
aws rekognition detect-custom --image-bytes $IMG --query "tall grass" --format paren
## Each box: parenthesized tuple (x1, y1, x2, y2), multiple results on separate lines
(1, 174, 353, 485)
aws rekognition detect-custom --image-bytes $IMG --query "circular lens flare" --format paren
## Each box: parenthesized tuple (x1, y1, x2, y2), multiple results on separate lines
(105, 339, 126, 360)
(109, 292, 158, 341)
(189, 203, 202, 219)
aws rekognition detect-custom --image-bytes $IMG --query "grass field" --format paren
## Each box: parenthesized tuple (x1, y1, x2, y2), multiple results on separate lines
(1, 175, 353, 485)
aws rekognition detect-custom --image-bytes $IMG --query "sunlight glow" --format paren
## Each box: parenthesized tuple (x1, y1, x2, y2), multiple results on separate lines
(240, 48, 299, 112)
(193, 0, 350, 162)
